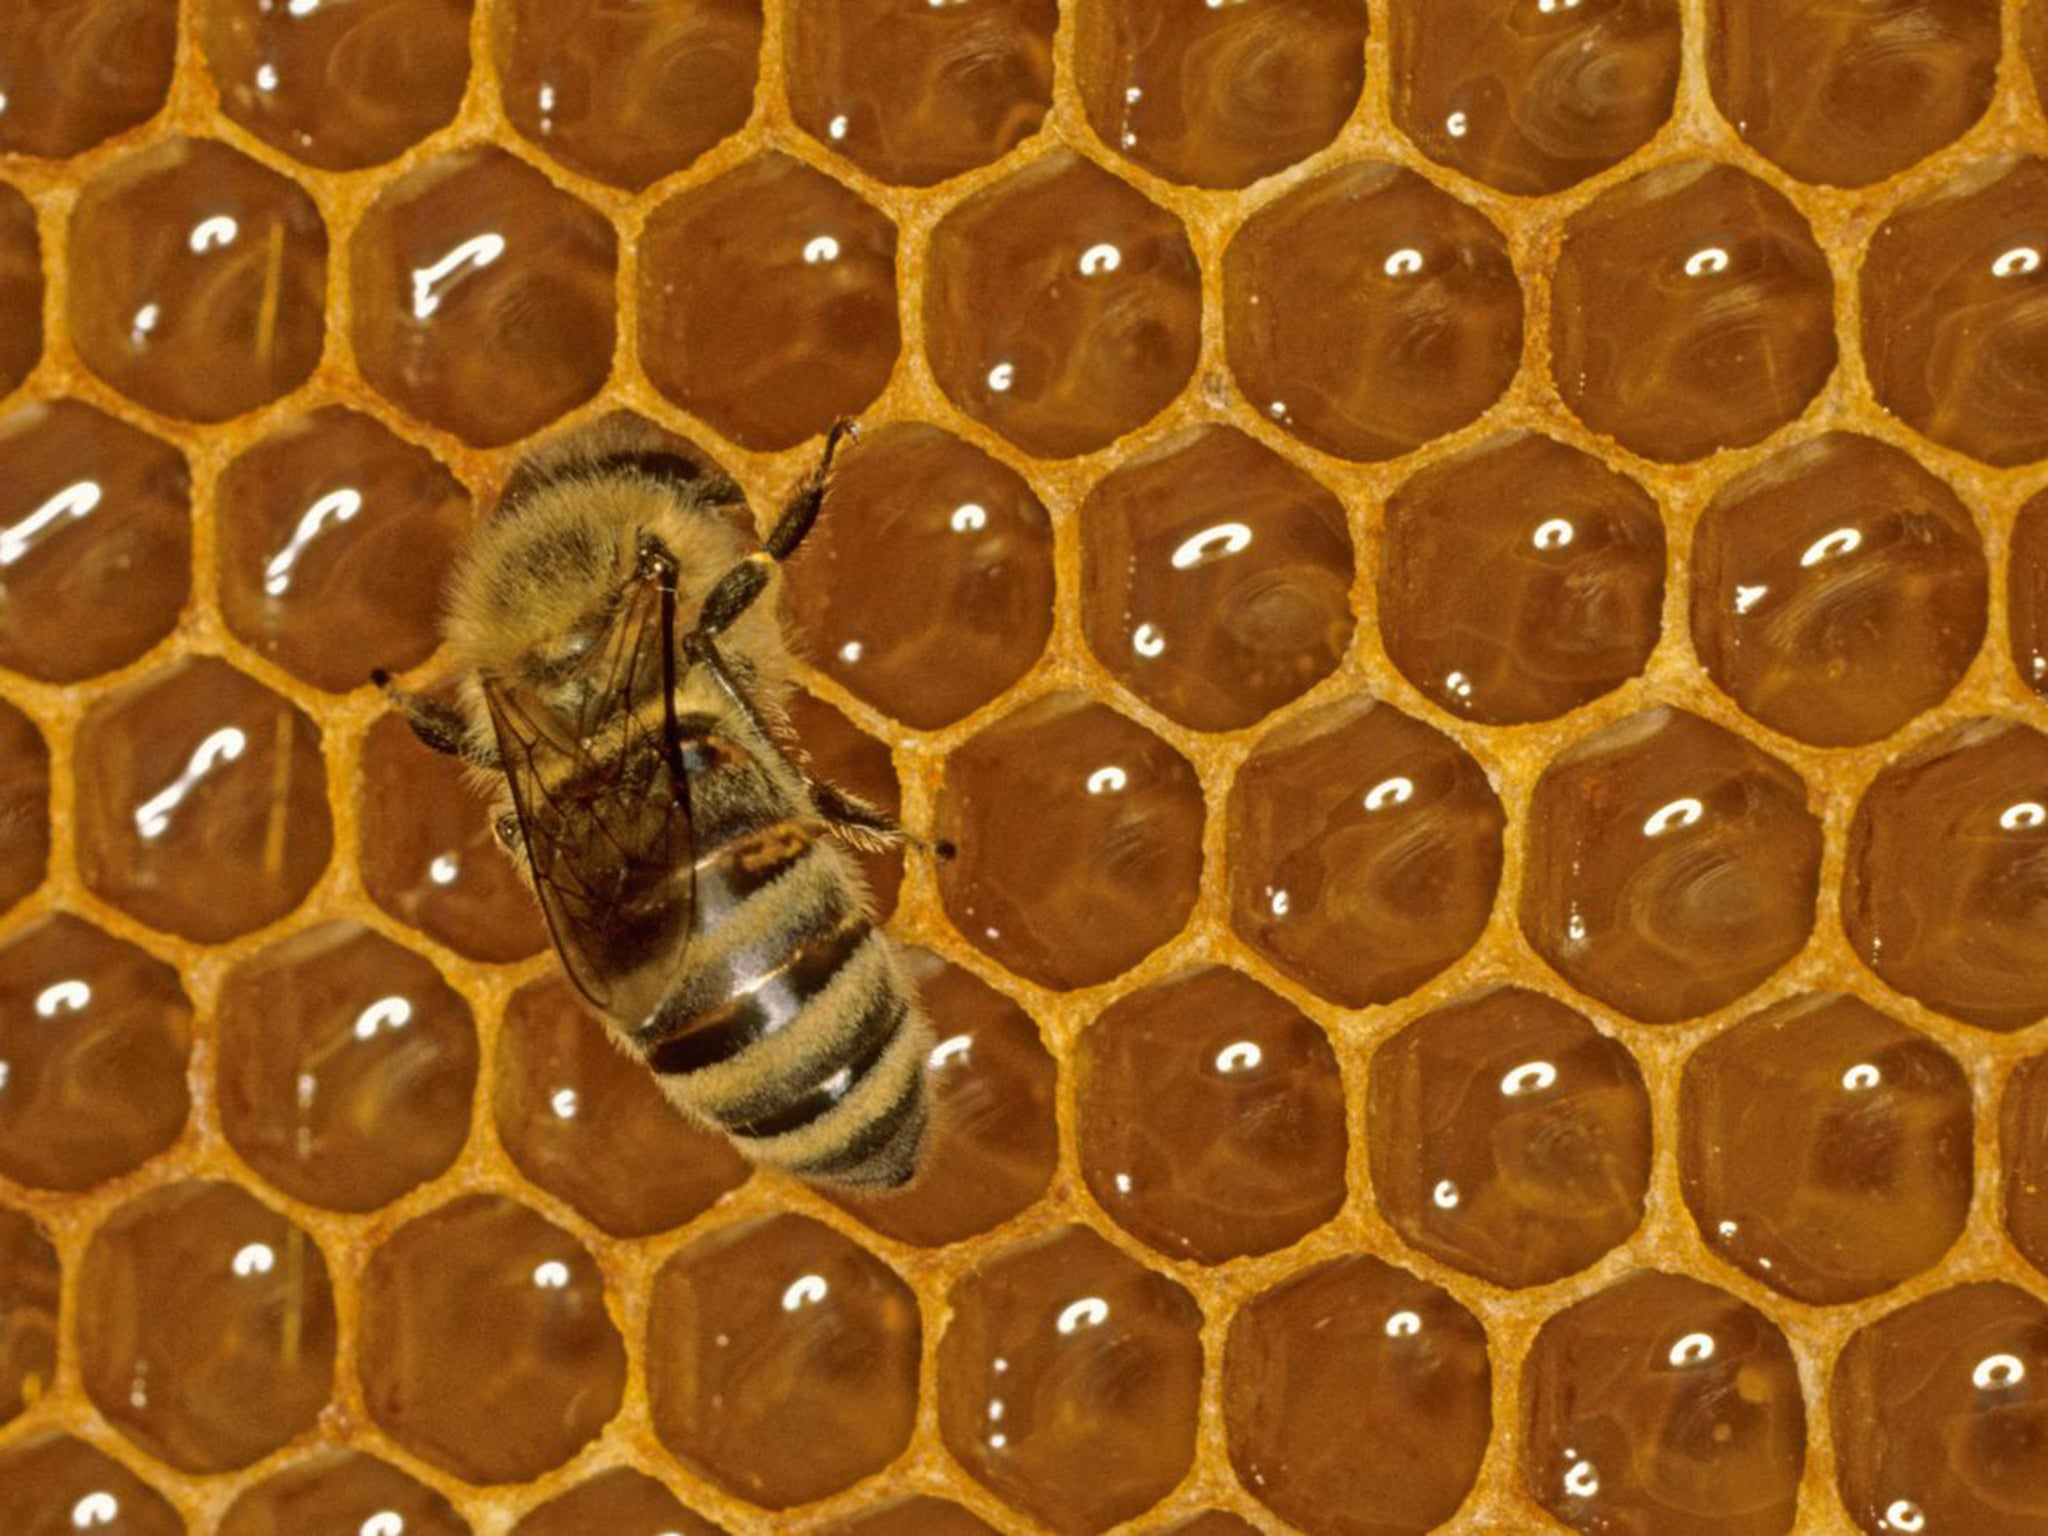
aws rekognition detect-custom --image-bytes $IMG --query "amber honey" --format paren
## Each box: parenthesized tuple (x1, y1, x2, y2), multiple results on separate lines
(4, 1, 2048, 1532)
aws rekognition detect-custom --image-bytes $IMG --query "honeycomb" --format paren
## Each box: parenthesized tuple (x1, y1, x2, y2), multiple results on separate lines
(8, 1, 2048, 1532)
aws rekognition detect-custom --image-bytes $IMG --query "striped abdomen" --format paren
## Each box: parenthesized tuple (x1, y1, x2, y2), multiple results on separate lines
(627, 731, 930, 1187)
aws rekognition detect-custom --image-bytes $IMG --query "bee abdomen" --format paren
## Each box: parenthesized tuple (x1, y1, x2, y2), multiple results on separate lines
(632, 839, 930, 1187)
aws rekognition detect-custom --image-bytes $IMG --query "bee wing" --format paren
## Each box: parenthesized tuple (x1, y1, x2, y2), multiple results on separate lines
(483, 571, 698, 1025)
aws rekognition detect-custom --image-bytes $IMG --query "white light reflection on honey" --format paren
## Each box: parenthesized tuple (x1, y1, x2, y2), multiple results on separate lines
(1214, 1040, 1263, 1073)
(802, 235, 840, 264)
(950, 502, 987, 532)
(71, 1493, 120, 1530)
(1385, 1309, 1421, 1337)
(1056, 1296, 1109, 1334)
(34, 979, 90, 1018)
(1563, 1456, 1600, 1499)
(188, 215, 240, 254)
(1842, 1062, 1881, 1092)
(1501, 1060, 1558, 1097)
(1432, 1179, 1460, 1209)
(1668, 1330, 1716, 1366)
(1086, 765, 1128, 795)
(1131, 621, 1165, 657)
(1799, 526, 1861, 568)
(352, 996, 412, 1041)
(134, 728, 248, 840)
(531, 1260, 571, 1289)
(428, 854, 459, 885)
(1364, 776, 1414, 812)
(2000, 801, 2046, 831)
(1643, 797, 1704, 838)
(781, 1273, 829, 1312)
(1170, 521, 1252, 569)
(986, 361, 1014, 392)
(929, 1034, 972, 1069)
(360, 1513, 406, 1536)
(1533, 517, 1575, 550)
(1, 481, 102, 567)
(411, 233, 506, 320)
(265, 487, 362, 594)
(1972, 1351, 2026, 1389)
(1384, 247, 1424, 277)
(1881, 1500, 1926, 1533)
(1684, 246, 1730, 277)
(549, 1087, 578, 1120)
(231, 1241, 276, 1277)
(1993, 246, 2042, 278)
(1079, 242, 1121, 276)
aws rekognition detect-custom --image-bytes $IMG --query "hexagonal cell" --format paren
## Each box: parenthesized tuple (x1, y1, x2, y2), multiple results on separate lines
(0, 399, 191, 684)
(1832, 1283, 2048, 1536)
(1552, 162, 1835, 463)
(495, 975, 748, 1238)
(1391, 0, 1680, 196)
(218, 923, 477, 1212)
(1708, 0, 1997, 188)
(1381, 432, 1665, 724)
(2013, 484, 2048, 696)
(200, 0, 473, 171)
(925, 153, 1200, 459)
(2002, 1047, 2048, 1278)
(0, 1208, 58, 1427)
(828, 949, 1057, 1247)
(789, 0, 1053, 185)
(76, 656, 332, 943)
(780, 422, 1054, 730)
(359, 1194, 626, 1484)
(496, 0, 760, 190)
(0, 1433, 182, 1536)
(1228, 698, 1504, 1009)
(1682, 993, 1970, 1305)
(0, 181, 40, 395)
(79, 1180, 335, 1473)
(1521, 708, 1821, 1024)
(1369, 986, 1651, 1289)
(640, 154, 898, 452)
(1080, 425, 1354, 732)
(824, 1497, 999, 1536)
(0, 2, 177, 158)
(0, 699, 49, 917)
(1863, 157, 2048, 468)
(67, 136, 327, 423)
(1078, 965, 1346, 1263)
(936, 692, 1204, 991)
(219, 1451, 468, 1536)
(938, 1225, 1201, 1534)
(1225, 162, 1522, 462)
(1844, 718, 2048, 1031)
(0, 913, 191, 1190)
(1075, 0, 1364, 188)
(352, 146, 618, 447)
(1691, 433, 1987, 748)
(786, 689, 904, 919)
(649, 1214, 919, 1508)
(1225, 1255, 1492, 1536)
(512, 1469, 721, 1536)
(217, 407, 473, 693)
(1522, 1272, 1806, 1536)
(359, 705, 551, 963)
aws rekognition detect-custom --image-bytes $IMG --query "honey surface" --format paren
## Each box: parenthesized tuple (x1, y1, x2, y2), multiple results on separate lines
(4, 2, 2048, 1533)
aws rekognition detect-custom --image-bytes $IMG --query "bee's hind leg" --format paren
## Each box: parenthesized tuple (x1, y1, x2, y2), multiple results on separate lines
(371, 670, 500, 770)
(809, 778, 956, 863)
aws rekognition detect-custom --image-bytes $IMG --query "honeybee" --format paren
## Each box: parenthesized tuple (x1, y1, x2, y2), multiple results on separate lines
(377, 420, 937, 1187)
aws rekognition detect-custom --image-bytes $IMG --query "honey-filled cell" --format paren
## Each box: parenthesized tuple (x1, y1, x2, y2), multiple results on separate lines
(216, 407, 473, 694)
(66, 136, 328, 424)
(639, 154, 899, 452)
(787, 0, 1055, 186)
(0, 2, 177, 160)
(1073, 0, 1367, 189)
(780, 421, 1055, 731)
(216, 923, 478, 1213)
(0, 1434, 182, 1536)
(219, 1451, 470, 1536)
(497, 0, 762, 190)
(74, 656, 332, 944)
(0, 399, 191, 685)
(0, 698, 49, 917)
(199, 0, 474, 171)
(0, 1207, 58, 1427)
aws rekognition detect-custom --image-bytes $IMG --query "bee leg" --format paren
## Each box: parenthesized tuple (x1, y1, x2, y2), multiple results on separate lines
(809, 778, 957, 863)
(761, 416, 857, 561)
(370, 670, 500, 769)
